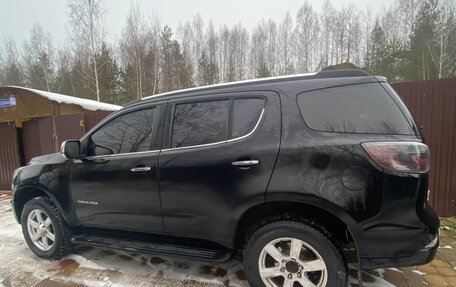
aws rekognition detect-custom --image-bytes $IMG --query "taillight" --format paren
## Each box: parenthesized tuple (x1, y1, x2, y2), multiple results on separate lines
(361, 142, 430, 174)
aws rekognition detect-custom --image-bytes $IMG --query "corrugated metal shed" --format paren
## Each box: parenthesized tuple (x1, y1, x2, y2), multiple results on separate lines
(0, 87, 118, 189)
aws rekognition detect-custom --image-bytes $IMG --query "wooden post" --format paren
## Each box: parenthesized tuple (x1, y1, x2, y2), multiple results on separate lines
(52, 102, 61, 152)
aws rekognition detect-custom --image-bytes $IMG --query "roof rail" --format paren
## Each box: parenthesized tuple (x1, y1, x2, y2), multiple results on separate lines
(315, 69, 369, 78)
(125, 69, 371, 106)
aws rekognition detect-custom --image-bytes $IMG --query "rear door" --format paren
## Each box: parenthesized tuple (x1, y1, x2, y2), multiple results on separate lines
(70, 102, 166, 233)
(158, 92, 281, 245)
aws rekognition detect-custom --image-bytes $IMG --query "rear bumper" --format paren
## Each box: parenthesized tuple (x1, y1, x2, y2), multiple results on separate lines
(357, 204, 440, 269)
(360, 241, 438, 269)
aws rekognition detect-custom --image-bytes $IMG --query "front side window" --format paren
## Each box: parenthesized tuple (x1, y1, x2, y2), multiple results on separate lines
(172, 100, 229, 148)
(90, 108, 156, 156)
(297, 83, 415, 134)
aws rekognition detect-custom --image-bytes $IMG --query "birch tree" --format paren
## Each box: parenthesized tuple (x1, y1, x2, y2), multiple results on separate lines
(250, 20, 270, 78)
(68, 0, 105, 101)
(120, 2, 148, 99)
(2, 37, 25, 86)
(319, 1, 335, 68)
(218, 24, 230, 82)
(204, 20, 219, 83)
(295, 1, 319, 72)
(278, 11, 294, 74)
(428, 2, 456, 78)
(177, 21, 195, 86)
(192, 14, 204, 79)
(230, 23, 249, 80)
(23, 23, 54, 91)
(344, 4, 361, 63)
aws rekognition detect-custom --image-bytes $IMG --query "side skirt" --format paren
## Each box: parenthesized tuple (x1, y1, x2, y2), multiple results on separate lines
(71, 233, 233, 262)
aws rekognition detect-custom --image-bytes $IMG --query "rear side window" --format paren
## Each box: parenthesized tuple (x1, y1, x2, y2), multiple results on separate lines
(90, 108, 156, 155)
(231, 98, 264, 138)
(297, 83, 414, 135)
(172, 100, 229, 148)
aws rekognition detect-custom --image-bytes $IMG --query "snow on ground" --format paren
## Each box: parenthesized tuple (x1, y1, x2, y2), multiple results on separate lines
(0, 194, 404, 286)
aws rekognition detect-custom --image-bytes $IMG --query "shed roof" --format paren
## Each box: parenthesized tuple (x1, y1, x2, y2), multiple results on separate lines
(3, 86, 121, 111)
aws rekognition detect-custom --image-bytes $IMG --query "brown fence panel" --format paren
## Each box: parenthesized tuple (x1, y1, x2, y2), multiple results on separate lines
(22, 117, 55, 163)
(55, 114, 86, 146)
(392, 78, 456, 216)
(0, 122, 20, 189)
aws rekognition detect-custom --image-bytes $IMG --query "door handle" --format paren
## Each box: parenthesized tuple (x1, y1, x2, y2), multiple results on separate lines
(131, 166, 152, 172)
(232, 160, 260, 167)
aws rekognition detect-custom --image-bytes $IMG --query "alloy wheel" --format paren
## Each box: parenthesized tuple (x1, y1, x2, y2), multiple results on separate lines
(258, 237, 328, 287)
(26, 209, 56, 251)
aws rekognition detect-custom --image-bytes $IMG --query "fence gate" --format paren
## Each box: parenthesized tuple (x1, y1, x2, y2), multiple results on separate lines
(55, 114, 86, 147)
(22, 117, 55, 163)
(0, 122, 20, 189)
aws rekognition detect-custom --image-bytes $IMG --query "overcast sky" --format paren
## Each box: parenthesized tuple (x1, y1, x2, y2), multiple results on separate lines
(0, 0, 394, 48)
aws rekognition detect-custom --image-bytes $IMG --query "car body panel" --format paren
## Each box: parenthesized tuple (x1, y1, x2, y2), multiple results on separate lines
(68, 102, 167, 233)
(158, 91, 281, 246)
(11, 71, 439, 270)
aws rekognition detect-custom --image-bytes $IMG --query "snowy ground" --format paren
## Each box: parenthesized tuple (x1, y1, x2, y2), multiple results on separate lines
(0, 193, 423, 286)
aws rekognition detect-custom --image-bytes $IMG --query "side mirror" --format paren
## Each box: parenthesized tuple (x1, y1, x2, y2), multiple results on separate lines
(61, 140, 81, 159)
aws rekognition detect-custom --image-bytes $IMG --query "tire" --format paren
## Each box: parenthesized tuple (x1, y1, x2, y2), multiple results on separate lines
(243, 220, 347, 287)
(21, 196, 73, 259)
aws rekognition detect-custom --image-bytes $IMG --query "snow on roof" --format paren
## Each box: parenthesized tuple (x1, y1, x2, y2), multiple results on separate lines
(6, 86, 121, 111)
(142, 72, 318, 100)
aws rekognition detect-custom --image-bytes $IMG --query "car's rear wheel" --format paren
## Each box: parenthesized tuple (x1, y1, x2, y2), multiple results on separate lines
(21, 196, 73, 259)
(243, 220, 347, 287)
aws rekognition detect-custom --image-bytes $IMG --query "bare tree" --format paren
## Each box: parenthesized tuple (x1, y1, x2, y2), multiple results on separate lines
(428, 2, 456, 78)
(148, 13, 161, 95)
(344, 4, 361, 63)
(218, 24, 230, 82)
(362, 7, 374, 69)
(396, 0, 423, 45)
(318, 1, 335, 68)
(192, 14, 204, 79)
(295, 1, 319, 72)
(230, 23, 249, 80)
(120, 2, 148, 99)
(0, 43, 5, 85)
(278, 11, 294, 74)
(2, 37, 25, 86)
(205, 20, 219, 75)
(250, 20, 269, 78)
(23, 23, 55, 91)
(177, 21, 195, 85)
(266, 19, 278, 76)
(68, 0, 105, 101)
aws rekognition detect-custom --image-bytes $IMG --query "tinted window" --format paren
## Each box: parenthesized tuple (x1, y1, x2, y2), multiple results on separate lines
(90, 108, 156, 155)
(231, 98, 264, 138)
(297, 83, 414, 134)
(172, 100, 229, 148)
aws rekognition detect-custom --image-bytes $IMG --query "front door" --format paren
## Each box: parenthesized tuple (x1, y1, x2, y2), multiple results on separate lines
(69, 103, 166, 233)
(159, 92, 281, 245)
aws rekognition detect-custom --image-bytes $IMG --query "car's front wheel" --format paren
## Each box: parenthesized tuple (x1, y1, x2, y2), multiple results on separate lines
(21, 196, 72, 259)
(243, 220, 347, 287)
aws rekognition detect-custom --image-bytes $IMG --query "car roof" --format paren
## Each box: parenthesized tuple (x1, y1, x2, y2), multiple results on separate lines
(124, 69, 372, 108)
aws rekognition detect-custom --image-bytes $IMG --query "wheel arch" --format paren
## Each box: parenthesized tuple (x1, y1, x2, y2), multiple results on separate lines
(13, 186, 71, 225)
(233, 194, 361, 253)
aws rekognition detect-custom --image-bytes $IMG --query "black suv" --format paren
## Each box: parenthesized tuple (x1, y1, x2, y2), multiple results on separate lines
(12, 70, 439, 287)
